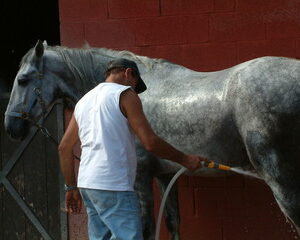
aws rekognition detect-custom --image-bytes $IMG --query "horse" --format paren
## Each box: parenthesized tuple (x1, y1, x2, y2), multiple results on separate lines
(4, 40, 300, 239)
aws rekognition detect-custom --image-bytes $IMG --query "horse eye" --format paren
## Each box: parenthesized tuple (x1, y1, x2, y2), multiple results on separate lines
(18, 78, 28, 85)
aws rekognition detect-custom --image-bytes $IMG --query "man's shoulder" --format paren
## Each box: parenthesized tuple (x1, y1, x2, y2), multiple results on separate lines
(120, 87, 138, 100)
(120, 88, 142, 114)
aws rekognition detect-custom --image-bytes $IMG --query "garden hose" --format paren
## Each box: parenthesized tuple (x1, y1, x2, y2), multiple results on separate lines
(154, 161, 231, 240)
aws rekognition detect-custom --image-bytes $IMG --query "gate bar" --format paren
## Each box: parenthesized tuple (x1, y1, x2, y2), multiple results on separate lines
(0, 173, 53, 240)
(2, 127, 37, 176)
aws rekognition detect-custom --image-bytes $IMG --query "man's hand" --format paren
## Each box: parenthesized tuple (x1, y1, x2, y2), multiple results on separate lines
(181, 155, 208, 171)
(65, 189, 82, 214)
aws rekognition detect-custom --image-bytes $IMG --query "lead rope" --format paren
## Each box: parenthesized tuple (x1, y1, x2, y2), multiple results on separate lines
(20, 97, 81, 161)
(36, 121, 81, 161)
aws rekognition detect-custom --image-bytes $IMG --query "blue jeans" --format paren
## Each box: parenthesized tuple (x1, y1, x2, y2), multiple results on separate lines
(80, 188, 143, 240)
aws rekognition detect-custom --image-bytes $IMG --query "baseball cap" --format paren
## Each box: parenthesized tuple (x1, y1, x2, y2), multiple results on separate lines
(105, 58, 147, 94)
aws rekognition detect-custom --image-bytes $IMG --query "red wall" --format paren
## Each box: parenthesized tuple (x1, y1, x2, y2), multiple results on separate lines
(59, 1, 300, 239)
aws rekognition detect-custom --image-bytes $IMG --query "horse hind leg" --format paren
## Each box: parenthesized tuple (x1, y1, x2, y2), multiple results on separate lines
(244, 130, 300, 237)
(273, 190, 300, 236)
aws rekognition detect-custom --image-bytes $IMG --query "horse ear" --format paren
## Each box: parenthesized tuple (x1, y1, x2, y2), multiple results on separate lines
(43, 40, 48, 48)
(82, 40, 91, 49)
(34, 40, 44, 58)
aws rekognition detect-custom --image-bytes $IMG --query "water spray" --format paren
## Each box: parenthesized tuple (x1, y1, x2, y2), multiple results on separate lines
(155, 160, 231, 240)
(202, 161, 259, 177)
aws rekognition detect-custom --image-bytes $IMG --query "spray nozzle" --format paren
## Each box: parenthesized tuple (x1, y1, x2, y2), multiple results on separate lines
(202, 160, 231, 171)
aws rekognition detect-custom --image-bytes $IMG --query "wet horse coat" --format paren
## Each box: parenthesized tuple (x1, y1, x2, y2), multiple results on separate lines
(5, 41, 300, 239)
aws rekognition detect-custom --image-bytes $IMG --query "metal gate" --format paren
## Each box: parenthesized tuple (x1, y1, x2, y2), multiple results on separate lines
(0, 93, 67, 240)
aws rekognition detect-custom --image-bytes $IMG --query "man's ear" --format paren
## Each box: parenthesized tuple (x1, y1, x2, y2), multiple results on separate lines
(124, 68, 132, 79)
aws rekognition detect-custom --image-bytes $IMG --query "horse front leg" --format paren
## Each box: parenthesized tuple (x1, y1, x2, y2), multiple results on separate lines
(156, 174, 180, 240)
(135, 173, 155, 240)
(135, 145, 158, 240)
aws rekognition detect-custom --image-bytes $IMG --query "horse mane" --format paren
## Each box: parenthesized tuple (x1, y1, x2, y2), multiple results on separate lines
(50, 46, 101, 89)
(50, 46, 174, 86)
(20, 45, 176, 91)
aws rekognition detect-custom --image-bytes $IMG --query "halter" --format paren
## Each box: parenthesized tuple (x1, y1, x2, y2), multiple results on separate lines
(5, 56, 81, 160)
(5, 58, 51, 139)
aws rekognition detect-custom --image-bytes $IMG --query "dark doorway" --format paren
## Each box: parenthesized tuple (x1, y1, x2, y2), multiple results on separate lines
(0, 0, 60, 91)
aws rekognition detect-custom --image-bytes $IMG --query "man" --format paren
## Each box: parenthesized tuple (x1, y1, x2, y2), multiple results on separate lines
(59, 58, 207, 240)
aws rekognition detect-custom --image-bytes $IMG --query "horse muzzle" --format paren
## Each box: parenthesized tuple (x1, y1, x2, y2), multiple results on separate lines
(4, 114, 29, 141)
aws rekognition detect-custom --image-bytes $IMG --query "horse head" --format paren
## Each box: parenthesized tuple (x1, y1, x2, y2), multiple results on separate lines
(5, 40, 146, 140)
(5, 40, 108, 141)
(4, 40, 71, 140)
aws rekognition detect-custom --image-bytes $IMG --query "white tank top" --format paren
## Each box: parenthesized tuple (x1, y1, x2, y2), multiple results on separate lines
(74, 83, 137, 191)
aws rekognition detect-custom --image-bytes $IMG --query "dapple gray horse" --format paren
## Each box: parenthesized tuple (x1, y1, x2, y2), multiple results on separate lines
(5, 41, 300, 239)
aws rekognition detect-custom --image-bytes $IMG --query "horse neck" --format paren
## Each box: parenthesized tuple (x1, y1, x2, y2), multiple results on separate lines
(103, 50, 164, 81)
(57, 47, 191, 103)
(54, 49, 108, 103)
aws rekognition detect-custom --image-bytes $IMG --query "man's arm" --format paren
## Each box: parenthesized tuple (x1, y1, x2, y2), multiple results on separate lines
(58, 114, 82, 214)
(120, 89, 206, 170)
(58, 114, 79, 186)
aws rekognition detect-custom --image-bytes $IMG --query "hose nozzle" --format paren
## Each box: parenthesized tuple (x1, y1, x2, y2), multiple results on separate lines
(203, 161, 231, 171)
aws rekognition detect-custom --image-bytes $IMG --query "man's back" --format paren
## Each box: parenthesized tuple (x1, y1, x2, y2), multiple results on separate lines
(74, 83, 137, 191)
